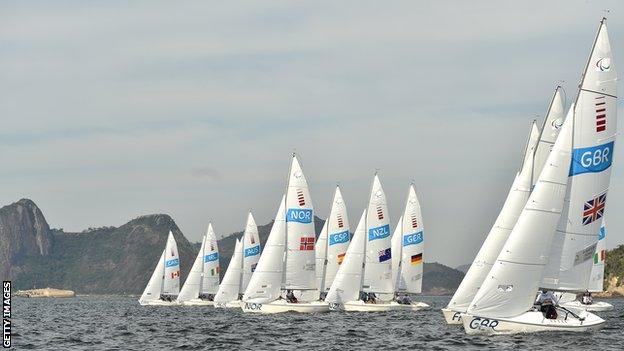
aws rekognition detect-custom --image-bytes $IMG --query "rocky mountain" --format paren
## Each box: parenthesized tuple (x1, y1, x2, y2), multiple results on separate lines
(454, 264, 471, 274)
(1, 199, 464, 295)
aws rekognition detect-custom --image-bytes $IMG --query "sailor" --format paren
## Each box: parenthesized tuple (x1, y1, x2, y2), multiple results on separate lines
(286, 289, 298, 303)
(395, 293, 411, 305)
(581, 291, 593, 305)
(368, 292, 377, 304)
(536, 290, 558, 319)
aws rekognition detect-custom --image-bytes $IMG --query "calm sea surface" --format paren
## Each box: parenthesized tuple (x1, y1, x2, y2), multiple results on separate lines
(11, 296, 624, 350)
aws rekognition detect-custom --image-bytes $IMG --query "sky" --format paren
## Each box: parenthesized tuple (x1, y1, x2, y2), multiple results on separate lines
(1, 1, 623, 267)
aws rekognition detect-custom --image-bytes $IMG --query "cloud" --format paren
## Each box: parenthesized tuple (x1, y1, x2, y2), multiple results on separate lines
(1, 0, 623, 267)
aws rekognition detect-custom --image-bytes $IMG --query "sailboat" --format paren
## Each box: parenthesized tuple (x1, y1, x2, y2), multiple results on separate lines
(139, 231, 181, 305)
(328, 174, 397, 311)
(443, 86, 564, 324)
(316, 185, 351, 299)
(241, 154, 329, 313)
(391, 184, 430, 311)
(177, 223, 220, 306)
(461, 18, 615, 334)
(559, 223, 613, 311)
(214, 213, 261, 308)
(214, 238, 243, 308)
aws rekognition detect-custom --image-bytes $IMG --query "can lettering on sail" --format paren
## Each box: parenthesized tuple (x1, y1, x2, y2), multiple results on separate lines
(165, 258, 180, 267)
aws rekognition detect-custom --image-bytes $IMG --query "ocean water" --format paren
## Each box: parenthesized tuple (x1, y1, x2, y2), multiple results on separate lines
(12, 296, 624, 350)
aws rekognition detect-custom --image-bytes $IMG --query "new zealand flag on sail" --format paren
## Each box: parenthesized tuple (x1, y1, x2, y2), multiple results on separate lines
(378, 248, 391, 262)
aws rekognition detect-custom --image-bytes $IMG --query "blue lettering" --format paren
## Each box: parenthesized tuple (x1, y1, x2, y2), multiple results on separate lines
(165, 258, 179, 267)
(368, 224, 391, 241)
(204, 252, 219, 263)
(329, 230, 350, 246)
(244, 245, 260, 257)
(286, 209, 313, 223)
(403, 231, 424, 246)
(569, 141, 614, 176)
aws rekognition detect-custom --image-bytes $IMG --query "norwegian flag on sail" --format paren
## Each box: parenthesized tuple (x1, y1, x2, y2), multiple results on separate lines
(582, 193, 606, 226)
(299, 237, 315, 250)
(595, 95, 607, 132)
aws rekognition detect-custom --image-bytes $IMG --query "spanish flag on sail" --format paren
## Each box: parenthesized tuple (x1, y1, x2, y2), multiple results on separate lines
(411, 253, 423, 265)
(337, 252, 346, 265)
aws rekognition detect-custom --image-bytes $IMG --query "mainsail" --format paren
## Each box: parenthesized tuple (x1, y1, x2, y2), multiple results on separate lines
(284, 154, 317, 296)
(202, 223, 220, 294)
(317, 186, 351, 294)
(362, 174, 393, 295)
(541, 18, 617, 292)
(467, 113, 573, 318)
(177, 233, 207, 302)
(396, 184, 425, 294)
(162, 231, 181, 296)
(326, 210, 367, 304)
(243, 196, 287, 303)
(214, 238, 243, 303)
(446, 121, 541, 312)
(391, 216, 404, 292)
(241, 212, 261, 293)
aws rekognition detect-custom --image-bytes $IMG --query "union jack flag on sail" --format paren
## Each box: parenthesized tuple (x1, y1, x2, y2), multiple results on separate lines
(583, 193, 606, 226)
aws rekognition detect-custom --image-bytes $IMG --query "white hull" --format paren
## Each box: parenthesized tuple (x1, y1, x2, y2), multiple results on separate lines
(561, 300, 614, 312)
(213, 300, 242, 309)
(342, 300, 399, 312)
(461, 310, 605, 335)
(138, 299, 178, 306)
(241, 299, 330, 314)
(393, 301, 430, 311)
(178, 299, 214, 306)
(441, 308, 463, 325)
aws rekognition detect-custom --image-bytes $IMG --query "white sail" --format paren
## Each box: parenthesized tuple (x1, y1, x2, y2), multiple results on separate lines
(588, 223, 607, 292)
(315, 221, 328, 292)
(177, 234, 206, 302)
(243, 196, 287, 303)
(284, 154, 316, 295)
(446, 121, 540, 312)
(363, 174, 393, 295)
(326, 210, 367, 304)
(241, 212, 261, 293)
(391, 216, 404, 292)
(541, 19, 617, 292)
(467, 115, 573, 318)
(139, 251, 165, 303)
(214, 238, 243, 303)
(398, 184, 425, 294)
(533, 86, 565, 186)
(318, 186, 351, 293)
(202, 223, 220, 294)
(162, 231, 180, 296)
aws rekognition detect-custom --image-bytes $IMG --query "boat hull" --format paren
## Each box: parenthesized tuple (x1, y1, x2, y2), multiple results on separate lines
(213, 300, 242, 309)
(441, 308, 464, 325)
(241, 299, 330, 314)
(343, 300, 399, 312)
(560, 300, 614, 312)
(138, 299, 178, 306)
(460, 310, 605, 335)
(178, 299, 214, 306)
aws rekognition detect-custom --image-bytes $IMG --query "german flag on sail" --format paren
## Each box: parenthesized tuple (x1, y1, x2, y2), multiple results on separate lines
(410, 253, 423, 265)
(337, 252, 346, 265)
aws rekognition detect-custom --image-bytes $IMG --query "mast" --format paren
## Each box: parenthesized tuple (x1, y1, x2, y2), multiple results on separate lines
(319, 204, 330, 294)
(281, 153, 295, 291)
